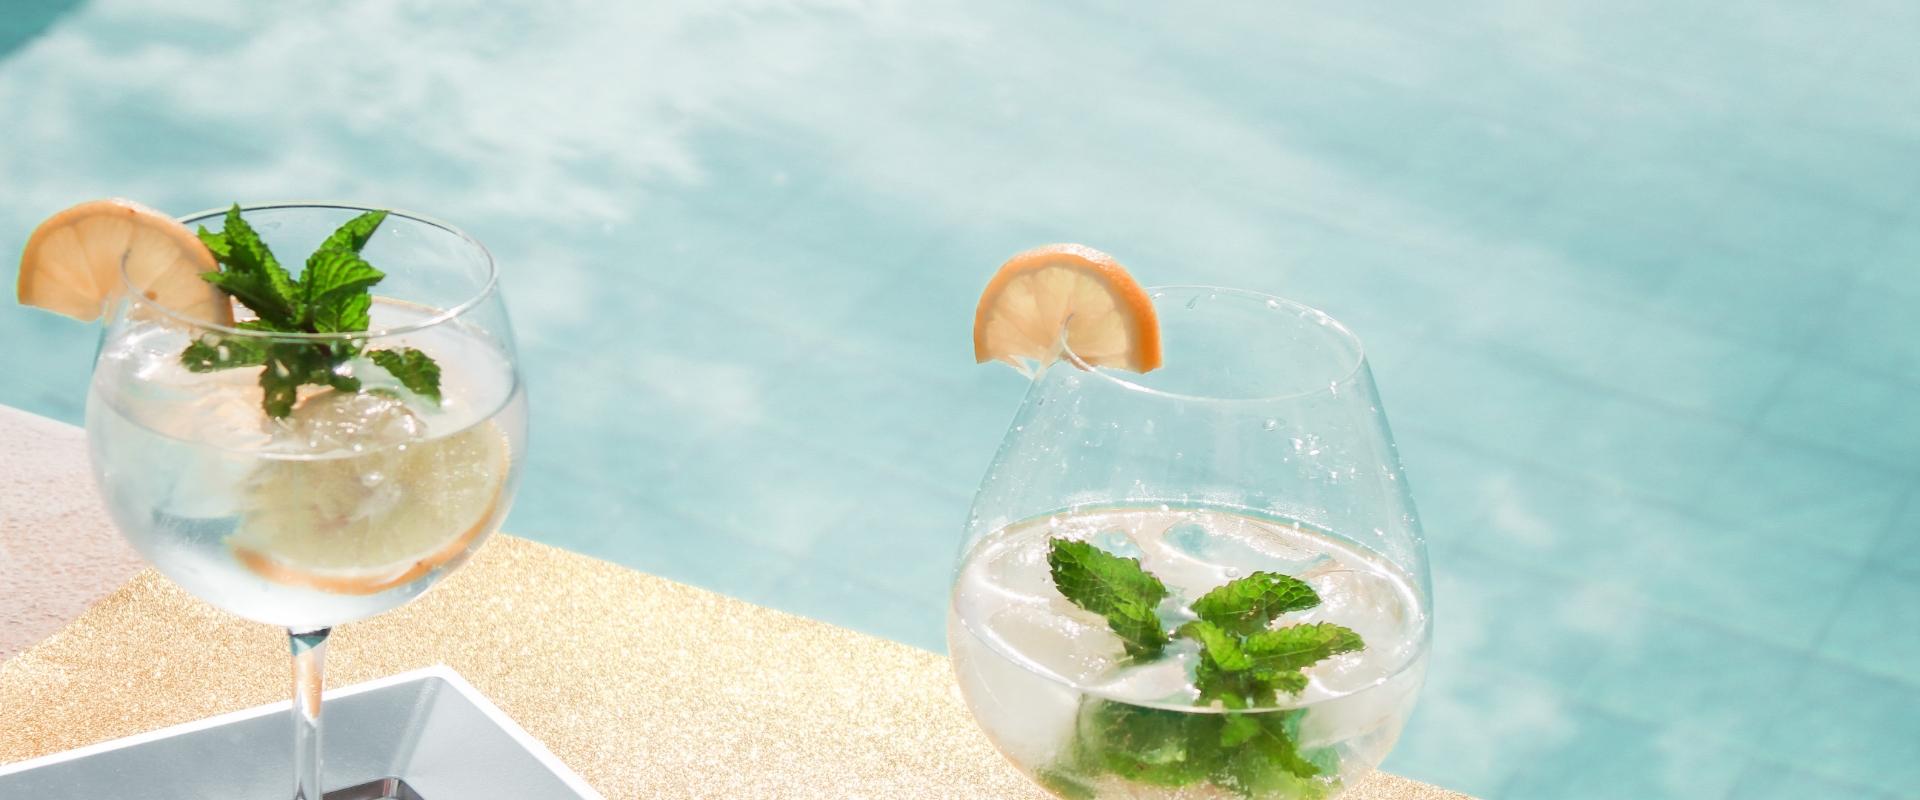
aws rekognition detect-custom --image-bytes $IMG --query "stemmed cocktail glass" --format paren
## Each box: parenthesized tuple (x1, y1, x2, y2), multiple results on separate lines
(85, 204, 527, 799)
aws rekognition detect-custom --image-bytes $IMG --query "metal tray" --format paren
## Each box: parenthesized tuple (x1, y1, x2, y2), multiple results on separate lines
(0, 665, 603, 799)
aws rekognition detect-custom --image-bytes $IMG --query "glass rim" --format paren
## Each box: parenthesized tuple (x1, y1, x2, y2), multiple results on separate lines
(128, 201, 499, 342)
(1062, 285, 1368, 403)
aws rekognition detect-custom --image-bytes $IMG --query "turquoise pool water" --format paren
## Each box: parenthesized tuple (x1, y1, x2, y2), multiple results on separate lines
(3, 3, 1916, 797)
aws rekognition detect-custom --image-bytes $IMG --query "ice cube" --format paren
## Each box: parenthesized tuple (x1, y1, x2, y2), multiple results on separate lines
(119, 371, 272, 453)
(1088, 527, 1143, 558)
(1140, 517, 1332, 598)
(94, 322, 280, 451)
(1161, 521, 1213, 558)
(178, 373, 275, 451)
(275, 390, 426, 454)
(1135, 520, 1247, 599)
(976, 535, 1060, 606)
(1083, 644, 1198, 704)
(980, 601, 1124, 687)
(1231, 517, 1333, 574)
(1296, 569, 1422, 695)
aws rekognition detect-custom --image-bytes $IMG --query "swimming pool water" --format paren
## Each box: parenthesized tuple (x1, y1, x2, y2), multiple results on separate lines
(2, 2, 1916, 797)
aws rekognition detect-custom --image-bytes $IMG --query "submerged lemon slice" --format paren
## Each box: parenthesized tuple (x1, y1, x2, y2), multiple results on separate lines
(232, 391, 511, 596)
(972, 243, 1161, 372)
(17, 198, 234, 324)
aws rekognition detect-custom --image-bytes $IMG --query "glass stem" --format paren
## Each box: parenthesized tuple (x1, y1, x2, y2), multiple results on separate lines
(289, 627, 332, 800)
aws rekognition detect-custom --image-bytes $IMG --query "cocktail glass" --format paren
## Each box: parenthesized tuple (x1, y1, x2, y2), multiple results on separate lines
(85, 204, 527, 799)
(949, 286, 1430, 799)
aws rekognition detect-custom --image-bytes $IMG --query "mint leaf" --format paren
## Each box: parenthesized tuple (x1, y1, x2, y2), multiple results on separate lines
(1180, 620, 1252, 672)
(312, 292, 371, 335)
(1219, 713, 1260, 747)
(1216, 713, 1329, 794)
(1048, 539, 1169, 616)
(1186, 618, 1316, 708)
(181, 339, 253, 372)
(200, 269, 297, 329)
(215, 205, 298, 326)
(1077, 701, 1221, 788)
(301, 248, 384, 316)
(316, 209, 387, 254)
(259, 347, 308, 418)
(1261, 669, 1311, 698)
(180, 324, 272, 372)
(370, 348, 442, 403)
(1106, 600, 1172, 659)
(300, 212, 388, 332)
(196, 226, 230, 260)
(1196, 654, 1308, 708)
(1247, 714, 1322, 780)
(258, 343, 361, 417)
(1192, 572, 1320, 635)
(1244, 623, 1365, 674)
(1048, 538, 1171, 659)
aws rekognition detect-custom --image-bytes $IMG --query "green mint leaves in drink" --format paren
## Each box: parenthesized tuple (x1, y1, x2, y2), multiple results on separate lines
(179, 205, 441, 417)
(1043, 536, 1364, 799)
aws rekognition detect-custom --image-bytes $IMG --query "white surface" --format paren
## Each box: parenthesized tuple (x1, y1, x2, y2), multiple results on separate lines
(0, 404, 142, 660)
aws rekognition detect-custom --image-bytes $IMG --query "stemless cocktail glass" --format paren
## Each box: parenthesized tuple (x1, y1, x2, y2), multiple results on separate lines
(85, 204, 527, 800)
(949, 287, 1431, 799)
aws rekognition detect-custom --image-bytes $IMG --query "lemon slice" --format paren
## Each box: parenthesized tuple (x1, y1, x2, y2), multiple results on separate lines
(231, 391, 511, 596)
(17, 198, 234, 324)
(973, 243, 1161, 372)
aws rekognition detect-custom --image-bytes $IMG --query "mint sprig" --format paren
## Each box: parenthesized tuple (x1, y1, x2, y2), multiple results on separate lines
(179, 205, 442, 417)
(1045, 536, 1363, 799)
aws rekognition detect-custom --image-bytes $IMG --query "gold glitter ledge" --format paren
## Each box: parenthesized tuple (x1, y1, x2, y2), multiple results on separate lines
(0, 535, 1472, 799)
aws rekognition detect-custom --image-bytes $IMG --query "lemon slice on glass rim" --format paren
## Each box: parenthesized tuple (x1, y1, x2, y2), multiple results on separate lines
(16, 197, 234, 324)
(19, 200, 512, 596)
(973, 243, 1161, 374)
